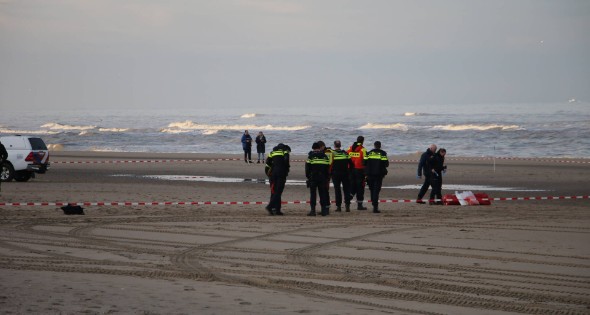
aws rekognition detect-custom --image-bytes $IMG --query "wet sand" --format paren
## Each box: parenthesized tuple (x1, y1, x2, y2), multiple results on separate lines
(0, 151, 589, 314)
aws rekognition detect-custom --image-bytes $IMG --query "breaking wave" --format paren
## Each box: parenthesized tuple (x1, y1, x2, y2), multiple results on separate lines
(41, 122, 96, 131)
(359, 123, 409, 131)
(404, 112, 430, 116)
(0, 127, 59, 135)
(240, 113, 257, 118)
(432, 124, 523, 131)
(162, 120, 310, 134)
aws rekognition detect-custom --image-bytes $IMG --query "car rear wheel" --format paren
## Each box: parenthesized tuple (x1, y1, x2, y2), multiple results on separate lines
(1, 162, 15, 182)
(14, 170, 32, 182)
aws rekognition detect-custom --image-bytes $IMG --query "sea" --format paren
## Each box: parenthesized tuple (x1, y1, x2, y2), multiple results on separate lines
(1, 102, 589, 158)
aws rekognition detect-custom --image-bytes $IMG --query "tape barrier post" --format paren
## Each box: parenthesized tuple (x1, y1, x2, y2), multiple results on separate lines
(0, 195, 588, 207)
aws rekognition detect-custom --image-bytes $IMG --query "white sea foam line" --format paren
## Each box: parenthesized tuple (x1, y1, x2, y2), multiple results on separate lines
(51, 157, 590, 164)
(1, 196, 587, 207)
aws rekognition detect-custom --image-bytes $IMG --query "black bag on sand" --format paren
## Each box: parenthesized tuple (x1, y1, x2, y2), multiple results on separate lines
(61, 204, 85, 215)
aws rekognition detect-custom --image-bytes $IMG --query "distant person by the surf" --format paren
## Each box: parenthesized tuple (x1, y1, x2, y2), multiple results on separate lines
(0, 140, 7, 194)
(241, 130, 253, 164)
(416, 144, 437, 204)
(255, 131, 267, 164)
(347, 136, 368, 210)
(428, 148, 447, 205)
(364, 141, 389, 213)
(264, 143, 290, 216)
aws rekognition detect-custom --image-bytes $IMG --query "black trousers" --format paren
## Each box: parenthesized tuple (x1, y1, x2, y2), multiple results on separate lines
(243, 148, 252, 161)
(430, 178, 442, 201)
(268, 175, 286, 211)
(309, 178, 329, 210)
(350, 168, 366, 202)
(417, 175, 431, 200)
(332, 172, 351, 207)
(367, 176, 383, 208)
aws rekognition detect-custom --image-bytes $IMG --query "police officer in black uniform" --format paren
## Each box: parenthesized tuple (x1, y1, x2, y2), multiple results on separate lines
(365, 141, 389, 213)
(331, 140, 353, 212)
(265, 143, 290, 215)
(305, 142, 331, 216)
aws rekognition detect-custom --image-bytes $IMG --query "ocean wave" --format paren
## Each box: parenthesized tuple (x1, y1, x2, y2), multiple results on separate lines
(432, 124, 523, 131)
(98, 128, 129, 132)
(240, 113, 257, 118)
(41, 122, 96, 131)
(162, 120, 310, 133)
(0, 127, 60, 135)
(404, 112, 430, 116)
(359, 123, 409, 131)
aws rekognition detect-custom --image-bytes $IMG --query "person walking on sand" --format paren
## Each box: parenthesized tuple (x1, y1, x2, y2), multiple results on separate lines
(255, 131, 267, 164)
(331, 140, 353, 212)
(347, 136, 368, 210)
(0, 141, 7, 194)
(306, 142, 331, 216)
(416, 144, 437, 204)
(365, 141, 389, 213)
(264, 143, 290, 215)
(241, 130, 253, 163)
(429, 148, 447, 205)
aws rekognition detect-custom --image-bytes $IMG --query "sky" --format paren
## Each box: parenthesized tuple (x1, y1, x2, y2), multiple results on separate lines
(1, 0, 589, 111)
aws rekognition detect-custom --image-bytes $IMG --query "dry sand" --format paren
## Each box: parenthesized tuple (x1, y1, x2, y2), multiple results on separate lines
(0, 151, 589, 314)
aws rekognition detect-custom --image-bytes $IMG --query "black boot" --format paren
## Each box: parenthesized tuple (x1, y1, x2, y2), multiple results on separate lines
(321, 207, 328, 216)
(345, 204, 351, 212)
(357, 202, 367, 210)
(307, 207, 316, 216)
(335, 206, 342, 212)
(265, 206, 274, 216)
(373, 205, 380, 213)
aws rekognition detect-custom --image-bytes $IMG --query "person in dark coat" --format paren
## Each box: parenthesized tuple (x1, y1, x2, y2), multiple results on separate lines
(255, 131, 267, 163)
(416, 144, 437, 204)
(364, 141, 389, 213)
(264, 143, 290, 215)
(241, 130, 253, 163)
(331, 140, 353, 212)
(305, 142, 331, 216)
(429, 148, 447, 205)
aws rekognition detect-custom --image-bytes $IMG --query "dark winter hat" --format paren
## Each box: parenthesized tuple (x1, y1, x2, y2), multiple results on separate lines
(356, 136, 364, 144)
(374, 141, 381, 148)
(312, 142, 320, 150)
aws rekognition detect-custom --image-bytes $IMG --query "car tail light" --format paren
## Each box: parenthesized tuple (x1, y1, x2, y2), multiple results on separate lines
(25, 152, 46, 163)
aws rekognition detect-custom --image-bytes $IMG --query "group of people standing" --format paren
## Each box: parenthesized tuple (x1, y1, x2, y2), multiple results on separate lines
(263, 136, 390, 216)
(243, 131, 447, 215)
(241, 130, 267, 164)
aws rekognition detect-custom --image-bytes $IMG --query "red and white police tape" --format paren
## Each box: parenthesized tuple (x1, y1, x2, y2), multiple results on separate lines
(0, 195, 587, 207)
(51, 157, 590, 164)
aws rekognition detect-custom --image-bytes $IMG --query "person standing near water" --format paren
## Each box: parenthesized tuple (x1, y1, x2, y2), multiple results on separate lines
(241, 130, 253, 163)
(255, 131, 267, 164)
(265, 143, 290, 215)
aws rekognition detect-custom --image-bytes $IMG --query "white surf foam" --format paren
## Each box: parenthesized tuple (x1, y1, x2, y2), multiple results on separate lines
(359, 123, 409, 131)
(240, 113, 257, 118)
(162, 120, 310, 133)
(432, 124, 523, 131)
(41, 122, 96, 131)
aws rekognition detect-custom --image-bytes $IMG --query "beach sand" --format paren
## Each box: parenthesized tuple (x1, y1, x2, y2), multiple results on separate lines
(1, 151, 589, 314)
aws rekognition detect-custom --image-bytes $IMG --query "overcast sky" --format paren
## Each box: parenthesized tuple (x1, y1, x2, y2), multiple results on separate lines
(1, 0, 589, 111)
